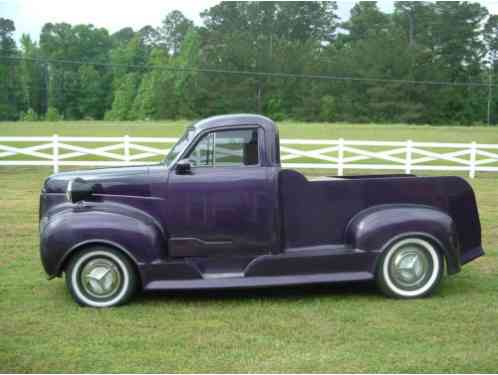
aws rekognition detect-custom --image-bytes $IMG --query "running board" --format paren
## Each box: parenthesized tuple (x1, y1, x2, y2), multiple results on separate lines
(144, 272, 373, 291)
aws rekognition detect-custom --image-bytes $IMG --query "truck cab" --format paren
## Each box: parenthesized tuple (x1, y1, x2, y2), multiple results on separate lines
(163, 115, 281, 259)
(39, 114, 484, 307)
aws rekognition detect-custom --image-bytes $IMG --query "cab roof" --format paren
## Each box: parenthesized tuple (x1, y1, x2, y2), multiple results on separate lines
(191, 114, 276, 133)
(190, 114, 280, 166)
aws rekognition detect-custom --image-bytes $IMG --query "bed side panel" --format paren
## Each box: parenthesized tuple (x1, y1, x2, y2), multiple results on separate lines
(279, 170, 366, 248)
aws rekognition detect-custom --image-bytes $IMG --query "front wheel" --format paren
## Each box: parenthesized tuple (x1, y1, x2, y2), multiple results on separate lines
(65, 246, 138, 307)
(377, 237, 443, 299)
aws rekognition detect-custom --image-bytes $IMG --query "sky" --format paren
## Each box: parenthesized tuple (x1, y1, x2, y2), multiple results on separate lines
(1, 0, 498, 42)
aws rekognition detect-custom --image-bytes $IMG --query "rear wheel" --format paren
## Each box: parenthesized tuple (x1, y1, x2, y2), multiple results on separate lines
(377, 237, 443, 299)
(65, 246, 138, 307)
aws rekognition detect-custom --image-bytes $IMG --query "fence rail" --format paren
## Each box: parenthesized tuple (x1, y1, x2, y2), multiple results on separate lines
(1, 135, 498, 178)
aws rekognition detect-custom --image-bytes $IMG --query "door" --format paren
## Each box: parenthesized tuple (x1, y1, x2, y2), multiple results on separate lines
(166, 127, 275, 258)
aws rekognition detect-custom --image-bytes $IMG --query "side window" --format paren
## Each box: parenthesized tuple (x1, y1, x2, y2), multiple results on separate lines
(188, 128, 259, 167)
(189, 132, 214, 167)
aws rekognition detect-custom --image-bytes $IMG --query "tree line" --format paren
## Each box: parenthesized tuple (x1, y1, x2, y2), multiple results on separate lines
(1, 1, 498, 125)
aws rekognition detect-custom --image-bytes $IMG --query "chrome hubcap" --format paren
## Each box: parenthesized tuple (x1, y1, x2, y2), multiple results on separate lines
(389, 244, 432, 290)
(80, 258, 121, 299)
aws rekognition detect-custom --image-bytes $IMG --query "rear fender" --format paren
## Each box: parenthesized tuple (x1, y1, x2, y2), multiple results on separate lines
(40, 204, 167, 278)
(345, 204, 460, 274)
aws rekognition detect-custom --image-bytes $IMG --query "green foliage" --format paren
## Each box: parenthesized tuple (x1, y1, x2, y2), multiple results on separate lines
(105, 73, 140, 120)
(19, 34, 45, 116)
(265, 96, 285, 121)
(78, 65, 108, 120)
(3, 2, 498, 124)
(173, 30, 202, 118)
(44, 106, 63, 121)
(39, 23, 113, 120)
(343, 2, 390, 42)
(159, 10, 194, 55)
(131, 48, 174, 120)
(319, 95, 337, 122)
(19, 108, 39, 121)
(0, 17, 21, 121)
(132, 72, 157, 120)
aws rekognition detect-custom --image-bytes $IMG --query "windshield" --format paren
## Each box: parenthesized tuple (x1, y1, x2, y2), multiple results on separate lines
(164, 127, 196, 166)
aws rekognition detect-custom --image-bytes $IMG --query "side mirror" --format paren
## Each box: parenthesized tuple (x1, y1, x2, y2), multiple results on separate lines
(175, 159, 192, 175)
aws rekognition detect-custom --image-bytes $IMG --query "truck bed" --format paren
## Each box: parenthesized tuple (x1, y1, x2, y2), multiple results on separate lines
(279, 169, 482, 264)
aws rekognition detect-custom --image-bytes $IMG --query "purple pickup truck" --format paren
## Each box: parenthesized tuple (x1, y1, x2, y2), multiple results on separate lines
(39, 114, 484, 307)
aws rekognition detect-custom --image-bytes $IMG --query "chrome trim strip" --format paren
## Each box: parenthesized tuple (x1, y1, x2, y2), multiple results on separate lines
(202, 273, 244, 279)
(93, 193, 164, 200)
(170, 237, 233, 246)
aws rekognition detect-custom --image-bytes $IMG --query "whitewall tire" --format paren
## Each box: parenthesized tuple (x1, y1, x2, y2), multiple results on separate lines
(377, 237, 443, 299)
(65, 246, 138, 307)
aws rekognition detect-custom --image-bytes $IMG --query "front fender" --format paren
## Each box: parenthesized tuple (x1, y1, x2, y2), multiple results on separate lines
(40, 204, 167, 278)
(345, 204, 460, 274)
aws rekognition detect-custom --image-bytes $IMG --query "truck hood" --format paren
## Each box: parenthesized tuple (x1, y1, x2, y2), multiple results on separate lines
(43, 165, 151, 195)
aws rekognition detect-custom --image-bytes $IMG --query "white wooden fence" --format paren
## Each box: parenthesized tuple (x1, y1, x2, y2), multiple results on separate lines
(1, 135, 498, 178)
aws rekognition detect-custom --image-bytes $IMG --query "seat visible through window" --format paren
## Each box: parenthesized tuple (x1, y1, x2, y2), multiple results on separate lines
(243, 130, 258, 165)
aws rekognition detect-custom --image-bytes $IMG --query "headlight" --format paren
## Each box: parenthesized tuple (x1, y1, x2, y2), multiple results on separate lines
(65, 178, 95, 203)
(66, 179, 73, 202)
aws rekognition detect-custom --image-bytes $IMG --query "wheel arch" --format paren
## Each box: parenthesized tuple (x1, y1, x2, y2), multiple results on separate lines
(345, 204, 461, 275)
(40, 208, 167, 280)
(56, 239, 143, 287)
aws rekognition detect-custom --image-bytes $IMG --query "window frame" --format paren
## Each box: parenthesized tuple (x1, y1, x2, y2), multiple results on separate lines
(177, 125, 264, 170)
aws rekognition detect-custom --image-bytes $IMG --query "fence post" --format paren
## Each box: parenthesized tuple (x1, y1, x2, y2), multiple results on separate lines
(405, 139, 412, 174)
(469, 141, 477, 179)
(124, 135, 130, 164)
(53, 134, 59, 173)
(338, 138, 344, 176)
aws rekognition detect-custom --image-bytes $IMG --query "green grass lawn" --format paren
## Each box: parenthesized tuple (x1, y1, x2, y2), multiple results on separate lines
(1, 122, 498, 372)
